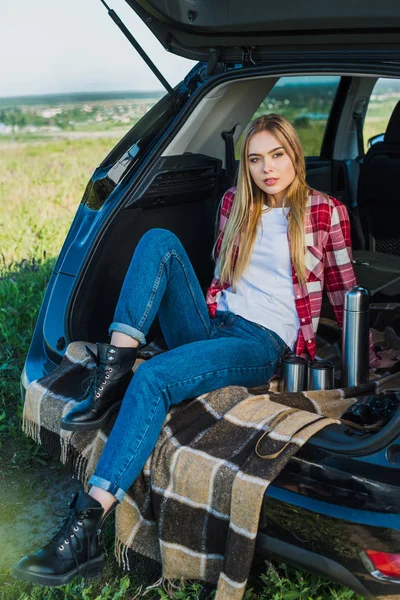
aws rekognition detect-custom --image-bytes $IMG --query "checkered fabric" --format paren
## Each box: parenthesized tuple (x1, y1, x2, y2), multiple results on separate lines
(22, 337, 400, 599)
(205, 187, 378, 367)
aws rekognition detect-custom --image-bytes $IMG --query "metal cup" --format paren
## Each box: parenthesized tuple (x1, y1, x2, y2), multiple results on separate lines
(279, 355, 307, 392)
(307, 359, 335, 390)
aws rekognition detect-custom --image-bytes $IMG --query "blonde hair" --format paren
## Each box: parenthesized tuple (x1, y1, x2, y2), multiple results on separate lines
(213, 113, 310, 289)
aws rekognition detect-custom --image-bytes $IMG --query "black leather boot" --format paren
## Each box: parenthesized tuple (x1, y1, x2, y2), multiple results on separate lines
(12, 490, 115, 587)
(61, 343, 137, 431)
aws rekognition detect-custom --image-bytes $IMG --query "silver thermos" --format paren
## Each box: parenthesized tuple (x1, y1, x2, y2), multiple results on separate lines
(307, 359, 335, 390)
(341, 286, 370, 387)
(280, 355, 307, 392)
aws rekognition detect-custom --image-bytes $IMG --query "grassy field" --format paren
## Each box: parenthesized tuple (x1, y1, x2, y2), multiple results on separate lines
(0, 138, 366, 599)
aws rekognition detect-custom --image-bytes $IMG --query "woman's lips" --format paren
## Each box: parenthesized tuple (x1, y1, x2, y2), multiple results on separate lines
(264, 178, 278, 186)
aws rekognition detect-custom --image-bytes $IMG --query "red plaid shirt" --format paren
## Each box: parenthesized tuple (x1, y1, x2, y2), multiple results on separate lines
(205, 187, 378, 367)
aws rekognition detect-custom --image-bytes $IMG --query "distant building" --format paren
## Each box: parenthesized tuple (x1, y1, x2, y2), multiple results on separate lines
(0, 123, 12, 134)
(39, 108, 63, 118)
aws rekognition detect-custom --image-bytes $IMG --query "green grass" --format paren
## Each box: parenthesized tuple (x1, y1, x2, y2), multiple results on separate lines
(0, 138, 365, 598)
(0, 138, 116, 447)
(1, 557, 364, 600)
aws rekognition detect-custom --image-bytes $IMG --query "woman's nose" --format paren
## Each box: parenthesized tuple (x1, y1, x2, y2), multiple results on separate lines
(263, 160, 272, 173)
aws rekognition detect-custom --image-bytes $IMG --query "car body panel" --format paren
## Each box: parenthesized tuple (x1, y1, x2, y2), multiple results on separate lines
(125, 0, 400, 61)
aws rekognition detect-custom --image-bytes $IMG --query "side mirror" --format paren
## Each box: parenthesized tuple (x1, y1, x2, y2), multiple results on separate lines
(367, 133, 384, 148)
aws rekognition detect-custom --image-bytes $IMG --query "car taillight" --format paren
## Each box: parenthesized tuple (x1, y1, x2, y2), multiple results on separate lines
(365, 550, 400, 578)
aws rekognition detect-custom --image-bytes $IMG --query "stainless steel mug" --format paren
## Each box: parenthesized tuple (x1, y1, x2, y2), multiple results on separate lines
(279, 355, 307, 392)
(341, 286, 370, 387)
(307, 359, 335, 390)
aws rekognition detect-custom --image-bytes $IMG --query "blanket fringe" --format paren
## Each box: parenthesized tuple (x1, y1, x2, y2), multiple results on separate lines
(59, 439, 90, 485)
(22, 415, 40, 444)
(144, 577, 179, 598)
(143, 576, 208, 599)
(115, 537, 162, 584)
(115, 537, 131, 571)
(60, 436, 70, 465)
(143, 577, 184, 599)
(38, 428, 62, 461)
(143, 576, 164, 595)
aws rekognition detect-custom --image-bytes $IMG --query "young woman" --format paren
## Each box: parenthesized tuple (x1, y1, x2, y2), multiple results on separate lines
(13, 114, 395, 586)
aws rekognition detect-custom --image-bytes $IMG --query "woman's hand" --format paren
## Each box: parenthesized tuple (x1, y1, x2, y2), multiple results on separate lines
(374, 348, 399, 370)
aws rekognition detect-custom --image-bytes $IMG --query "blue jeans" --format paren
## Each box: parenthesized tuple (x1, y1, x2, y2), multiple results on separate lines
(88, 228, 287, 501)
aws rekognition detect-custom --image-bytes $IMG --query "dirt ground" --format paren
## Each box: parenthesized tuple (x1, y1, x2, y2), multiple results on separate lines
(0, 443, 81, 577)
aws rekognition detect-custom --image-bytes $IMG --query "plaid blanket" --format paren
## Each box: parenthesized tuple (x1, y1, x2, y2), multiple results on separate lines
(22, 326, 400, 599)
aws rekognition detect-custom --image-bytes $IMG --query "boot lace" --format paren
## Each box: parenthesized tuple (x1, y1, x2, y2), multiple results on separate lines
(83, 345, 115, 401)
(49, 499, 94, 577)
(90, 364, 113, 401)
(85, 346, 115, 402)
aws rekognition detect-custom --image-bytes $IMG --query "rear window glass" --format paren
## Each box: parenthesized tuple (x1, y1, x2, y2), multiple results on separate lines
(236, 75, 340, 157)
(363, 78, 400, 151)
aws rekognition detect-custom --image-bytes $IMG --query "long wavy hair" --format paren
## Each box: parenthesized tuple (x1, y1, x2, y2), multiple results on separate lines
(213, 113, 311, 289)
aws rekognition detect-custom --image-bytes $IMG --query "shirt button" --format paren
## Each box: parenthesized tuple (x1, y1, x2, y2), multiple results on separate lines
(301, 318, 305, 323)
(297, 295, 301, 299)
(307, 339, 312, 344)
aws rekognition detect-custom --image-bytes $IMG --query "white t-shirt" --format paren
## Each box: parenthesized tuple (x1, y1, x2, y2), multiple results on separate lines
(216, 207, 300, 350)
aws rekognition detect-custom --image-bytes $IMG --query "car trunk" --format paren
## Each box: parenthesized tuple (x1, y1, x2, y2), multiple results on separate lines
(68, 152, 227, 344)
(66, 144, 400, 457)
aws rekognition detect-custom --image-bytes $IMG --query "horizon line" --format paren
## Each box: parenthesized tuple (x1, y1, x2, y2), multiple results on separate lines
(0, 89, 166, 100)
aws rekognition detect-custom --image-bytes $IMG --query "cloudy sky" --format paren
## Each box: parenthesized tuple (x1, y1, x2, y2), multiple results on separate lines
(1, 0, 196, 97)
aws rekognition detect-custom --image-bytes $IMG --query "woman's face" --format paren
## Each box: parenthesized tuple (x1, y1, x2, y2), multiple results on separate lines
(247, 130, 296, 205)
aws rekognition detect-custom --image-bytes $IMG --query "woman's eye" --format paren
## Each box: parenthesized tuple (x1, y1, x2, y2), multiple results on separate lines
(249, 157, 259, 163)
(273, 152, 283, 158)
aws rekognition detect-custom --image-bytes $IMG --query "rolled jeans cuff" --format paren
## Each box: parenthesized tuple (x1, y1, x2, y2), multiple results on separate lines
(108, 321, 146, 346)
(88, 475, 126, 503)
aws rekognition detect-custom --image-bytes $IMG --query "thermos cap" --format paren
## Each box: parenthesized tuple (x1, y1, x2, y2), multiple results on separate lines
(344, 286, 369, 312)
(282, 355, 307, 365)
(308, 359, 335, 370)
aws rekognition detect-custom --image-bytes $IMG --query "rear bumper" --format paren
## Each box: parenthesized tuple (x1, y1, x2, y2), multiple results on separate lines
(258, 486, 400, 599)
(256, 533, 375, 599)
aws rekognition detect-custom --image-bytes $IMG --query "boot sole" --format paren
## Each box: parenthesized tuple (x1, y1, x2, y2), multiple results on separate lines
(60, 402, 122, 432)
(11, 553, 105, 587)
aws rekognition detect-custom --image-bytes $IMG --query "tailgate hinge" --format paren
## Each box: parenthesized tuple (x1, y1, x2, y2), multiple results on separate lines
(242, 46, 256, 67)
(206, 47, 225, 77)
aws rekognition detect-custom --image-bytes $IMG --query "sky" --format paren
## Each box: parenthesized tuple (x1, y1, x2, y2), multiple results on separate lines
(0, 0, 196, 97)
